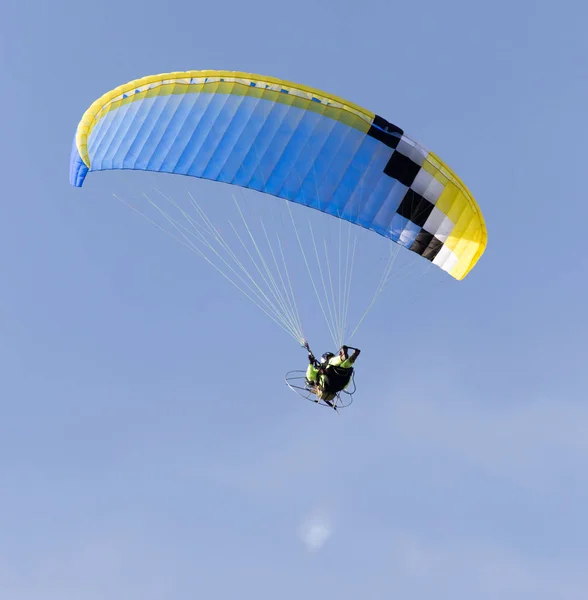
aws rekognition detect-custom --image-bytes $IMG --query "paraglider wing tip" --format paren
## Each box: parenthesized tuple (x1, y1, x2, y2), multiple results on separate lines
(69, 138, 88, 187)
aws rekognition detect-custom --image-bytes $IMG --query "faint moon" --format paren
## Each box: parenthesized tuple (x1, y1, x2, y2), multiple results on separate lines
(298, 514, 332, 551)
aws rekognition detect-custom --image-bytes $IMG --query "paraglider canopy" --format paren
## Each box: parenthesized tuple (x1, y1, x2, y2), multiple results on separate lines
(69, 69, 487, 281)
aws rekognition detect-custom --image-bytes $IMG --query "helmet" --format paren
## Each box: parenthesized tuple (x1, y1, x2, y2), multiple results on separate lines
(320, 352, 335, 365)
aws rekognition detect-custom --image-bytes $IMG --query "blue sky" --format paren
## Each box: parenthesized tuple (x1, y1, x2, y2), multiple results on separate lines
(2, 0, 588, 598)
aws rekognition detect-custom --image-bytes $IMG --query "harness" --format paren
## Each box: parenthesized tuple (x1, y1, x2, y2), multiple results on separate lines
(318, 364, 354, 394)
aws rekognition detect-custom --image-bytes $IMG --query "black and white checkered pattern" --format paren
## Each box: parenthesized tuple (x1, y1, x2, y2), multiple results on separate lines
(368, 114, 453, 264)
